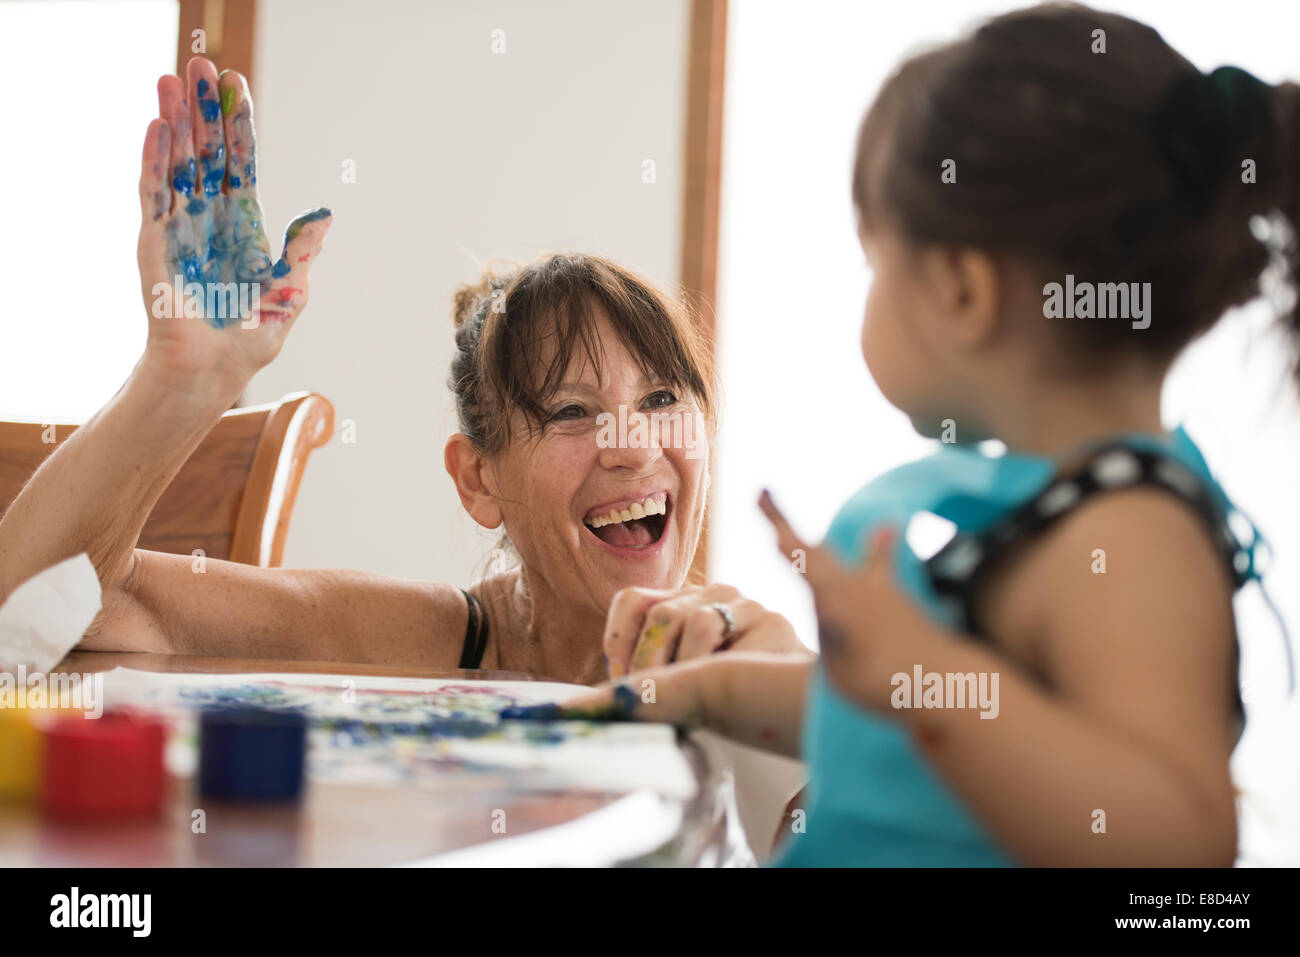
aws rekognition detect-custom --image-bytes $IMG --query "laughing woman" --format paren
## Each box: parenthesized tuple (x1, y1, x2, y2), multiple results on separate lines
(0, 57, 806, 684)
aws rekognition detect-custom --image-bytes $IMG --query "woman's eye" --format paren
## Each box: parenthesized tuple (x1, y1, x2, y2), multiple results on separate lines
(549, 404, 586, 422)
(645, 390, 678, 410)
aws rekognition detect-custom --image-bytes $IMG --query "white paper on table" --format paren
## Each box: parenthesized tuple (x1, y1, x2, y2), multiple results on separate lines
(98, 667, 699, 800)
(0, 553, 101, 673)
(99, 667, 592, 705)
(399, 789, 685, 867)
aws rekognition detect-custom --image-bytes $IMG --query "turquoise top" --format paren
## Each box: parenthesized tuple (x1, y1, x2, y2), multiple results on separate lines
(772, 426, 1259, 867)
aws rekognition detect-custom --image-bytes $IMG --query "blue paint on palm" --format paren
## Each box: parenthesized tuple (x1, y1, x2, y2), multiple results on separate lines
(164, 195, 279, 329)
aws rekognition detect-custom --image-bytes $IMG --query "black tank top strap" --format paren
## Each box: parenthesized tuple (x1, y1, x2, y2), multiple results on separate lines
(924, 439, 1253, 719)
(458, 588, 490, 669)
(926, 439, 1251, 634)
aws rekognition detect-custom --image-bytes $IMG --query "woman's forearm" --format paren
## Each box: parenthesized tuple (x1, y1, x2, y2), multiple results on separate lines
(83, 548, 468, 668)
(692, 653, 813, 758)
(0, 358, 239, 603)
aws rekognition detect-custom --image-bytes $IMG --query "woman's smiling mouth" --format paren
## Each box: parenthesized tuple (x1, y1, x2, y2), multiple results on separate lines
(582, 492, 671, 549)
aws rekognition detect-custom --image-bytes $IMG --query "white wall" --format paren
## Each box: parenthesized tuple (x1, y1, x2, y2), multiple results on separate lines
(245, 0, 689, 587)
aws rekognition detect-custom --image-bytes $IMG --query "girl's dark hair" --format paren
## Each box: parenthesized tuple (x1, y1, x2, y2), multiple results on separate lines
(449, 253, 717, 454)
(854, 2, 1299, 373)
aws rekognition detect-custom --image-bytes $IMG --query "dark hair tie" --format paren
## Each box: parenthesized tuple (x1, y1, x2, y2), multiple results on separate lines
(1153, 65, 1273, 210)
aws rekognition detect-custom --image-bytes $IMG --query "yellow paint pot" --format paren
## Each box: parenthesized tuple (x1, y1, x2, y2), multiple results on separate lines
(0, 706, 41, 801)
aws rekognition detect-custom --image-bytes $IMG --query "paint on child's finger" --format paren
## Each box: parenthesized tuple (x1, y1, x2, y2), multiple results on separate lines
(871, 525, 898, 553)
(862, 524, 900, 574)
(758, 489, 790, 530)
(759, 489, 808, 554)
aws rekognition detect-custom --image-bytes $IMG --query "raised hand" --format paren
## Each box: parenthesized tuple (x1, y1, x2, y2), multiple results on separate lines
(136, 57, 332, 398)
(759, 489, 946, 711)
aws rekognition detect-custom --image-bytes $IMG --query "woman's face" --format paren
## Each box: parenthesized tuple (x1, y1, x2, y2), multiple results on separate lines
(484, 311, 710, 616)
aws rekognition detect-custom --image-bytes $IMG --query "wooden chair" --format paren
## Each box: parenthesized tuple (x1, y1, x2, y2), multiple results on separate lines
(0, 392, 334, 567)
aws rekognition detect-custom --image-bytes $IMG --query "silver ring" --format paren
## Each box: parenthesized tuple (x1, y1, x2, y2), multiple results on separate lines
(710, 602, 736, 639)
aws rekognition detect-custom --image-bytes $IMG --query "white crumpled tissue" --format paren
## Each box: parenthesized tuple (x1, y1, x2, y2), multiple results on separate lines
(0, 553, 102, 673)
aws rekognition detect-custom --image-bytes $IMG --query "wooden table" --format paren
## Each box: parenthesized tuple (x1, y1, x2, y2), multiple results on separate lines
(0, 652, 733, 867)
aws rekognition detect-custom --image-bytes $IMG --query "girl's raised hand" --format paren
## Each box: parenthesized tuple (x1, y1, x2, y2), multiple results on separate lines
(136, 57, 332, 402)
(758, 489, 945, 712)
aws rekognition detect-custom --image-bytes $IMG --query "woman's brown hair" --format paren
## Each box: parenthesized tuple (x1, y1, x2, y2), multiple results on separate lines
(853, 2, 1300, 372)
(449, 253, 717, 454)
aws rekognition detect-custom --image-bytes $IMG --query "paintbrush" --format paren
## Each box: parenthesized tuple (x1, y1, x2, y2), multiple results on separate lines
(498, 684, 641, 723)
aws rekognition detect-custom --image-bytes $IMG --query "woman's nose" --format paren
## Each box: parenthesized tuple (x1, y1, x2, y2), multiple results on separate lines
(594, 408, 665, 470)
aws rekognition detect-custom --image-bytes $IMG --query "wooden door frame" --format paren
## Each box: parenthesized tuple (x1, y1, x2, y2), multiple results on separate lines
(682, 0, 728, 584)
(176, 0, 258, 88)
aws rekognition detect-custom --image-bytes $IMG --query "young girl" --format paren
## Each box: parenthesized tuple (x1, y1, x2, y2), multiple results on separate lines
(572, 3, 1299, 865)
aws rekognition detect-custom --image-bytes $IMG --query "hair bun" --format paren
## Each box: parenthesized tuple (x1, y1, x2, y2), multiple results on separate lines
(452, 265, 517, 329)
(451, 279, 491, 330)
(1153, 65, 1273, 211)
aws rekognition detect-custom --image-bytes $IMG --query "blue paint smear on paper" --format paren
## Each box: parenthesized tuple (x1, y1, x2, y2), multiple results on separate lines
(176, 684, 569, 746)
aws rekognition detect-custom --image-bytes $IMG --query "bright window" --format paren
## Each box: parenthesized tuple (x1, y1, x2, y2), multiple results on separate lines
(0, 0, 179, 422)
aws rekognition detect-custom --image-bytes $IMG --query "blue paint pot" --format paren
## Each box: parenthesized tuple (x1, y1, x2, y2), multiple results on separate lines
(198, 707, 308, 801)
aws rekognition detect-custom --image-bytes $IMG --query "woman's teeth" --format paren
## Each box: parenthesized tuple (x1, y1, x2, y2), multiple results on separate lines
(586, 494, 668, 529)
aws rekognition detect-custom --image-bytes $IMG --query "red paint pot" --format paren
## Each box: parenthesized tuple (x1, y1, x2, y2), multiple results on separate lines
(40, 710, 166, 819)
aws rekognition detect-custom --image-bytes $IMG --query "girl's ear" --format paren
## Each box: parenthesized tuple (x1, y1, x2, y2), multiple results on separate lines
(925, 246, 1002, 348)
(444, 434, 504, 530)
